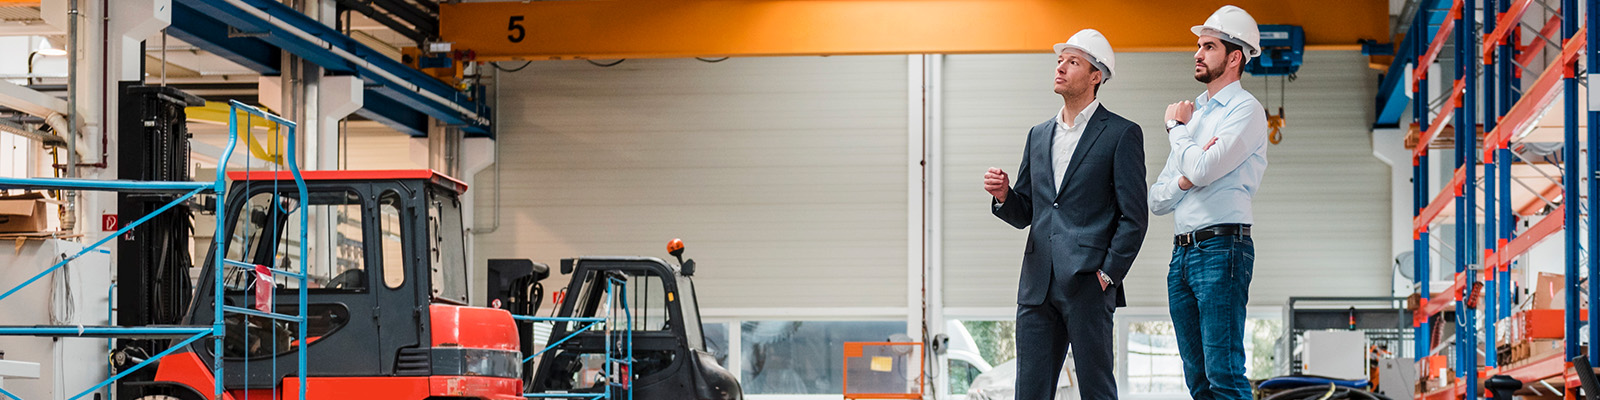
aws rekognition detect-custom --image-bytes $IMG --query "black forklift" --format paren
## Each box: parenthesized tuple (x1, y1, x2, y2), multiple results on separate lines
(491, 239, 742, 400)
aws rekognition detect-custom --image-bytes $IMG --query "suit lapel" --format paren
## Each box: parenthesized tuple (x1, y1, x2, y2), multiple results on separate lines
(1056, 107, 1111, 200)
(1033, 119, 1056, 197)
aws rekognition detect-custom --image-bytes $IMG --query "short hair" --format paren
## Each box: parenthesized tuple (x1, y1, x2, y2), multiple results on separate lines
(1221, 40, 1246, 78)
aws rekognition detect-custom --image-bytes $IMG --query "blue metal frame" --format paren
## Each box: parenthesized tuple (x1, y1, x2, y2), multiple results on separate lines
(1456, 3, 1478, 395)
(219, 100, 310, 399)
(1562, 0, 1581, 363)
(1589, 0, 1600, 364)
(1409, 0, 1595, 394)
(1495, 0, 1516, 366)
(521, 276, 635, 400)
(1412, 5, 1432, 362)
(1376, 0, 1455, 127)
(1482, 0, 1498, 371)
(0, 99, 318, 399)
(167, 2, 281, 74)
(166, 2, 432, 137)
(172, 0, 491, 137)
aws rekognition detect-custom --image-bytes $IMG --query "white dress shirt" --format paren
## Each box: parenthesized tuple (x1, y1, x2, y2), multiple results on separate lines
(1149, 81, 1269, 234)
(1053, 101, 1100, 192)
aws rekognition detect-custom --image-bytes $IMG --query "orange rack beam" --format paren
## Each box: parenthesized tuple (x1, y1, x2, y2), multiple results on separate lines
(1415, 0, 1463, 87)
(1418, 353, 1568, 400)
(1486, 204, 1566, 270)
(1516, 14, 1563, 68)
(1482, 0, 1535, 61)
(1484, 28, 1587, 159)
(1516, 183, 1563, 216)
(1414, 166, 1466, 233)
(1414, 79, 1468, 159)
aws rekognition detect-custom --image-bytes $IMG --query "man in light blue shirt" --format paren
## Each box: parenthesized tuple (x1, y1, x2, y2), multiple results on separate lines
(1149, 5, 1269, 400)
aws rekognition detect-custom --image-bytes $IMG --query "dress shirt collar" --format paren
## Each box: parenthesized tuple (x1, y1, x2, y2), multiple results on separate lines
(1056, 100, 1101, 130)
(1196, 80, 1247, 108)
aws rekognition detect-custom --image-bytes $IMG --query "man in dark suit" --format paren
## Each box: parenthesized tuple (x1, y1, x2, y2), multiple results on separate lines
(983, 29, 1148, 400)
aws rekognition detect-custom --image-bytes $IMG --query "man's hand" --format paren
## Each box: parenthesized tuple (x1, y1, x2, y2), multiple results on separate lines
(984, 167, 1011, 203)
(1204, 136, 1219, 150)
(1098, 270, 1113, 291)
(1165, 101, 1195, 125)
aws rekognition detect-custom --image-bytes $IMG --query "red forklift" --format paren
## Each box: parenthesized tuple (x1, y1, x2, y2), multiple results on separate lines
(112, 169, 740, 400)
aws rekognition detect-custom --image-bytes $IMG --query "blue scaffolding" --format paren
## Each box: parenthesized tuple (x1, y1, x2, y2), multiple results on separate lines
(1404, 0, 1594, 398)
(520, 275, 634, 400)
(0, 100, 308, 400)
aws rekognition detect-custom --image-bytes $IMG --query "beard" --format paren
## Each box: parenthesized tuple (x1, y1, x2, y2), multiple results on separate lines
(1194, 62, 1225, 84)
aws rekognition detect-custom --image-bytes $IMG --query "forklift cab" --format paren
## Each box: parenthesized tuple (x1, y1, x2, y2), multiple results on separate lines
(145, 170, 522, 399)
(527, 256, 742, 400)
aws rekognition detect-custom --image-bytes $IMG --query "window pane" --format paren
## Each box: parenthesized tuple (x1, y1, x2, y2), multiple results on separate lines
(1127, 321, 1185, 394)
(703, 322, 729, 368)
(960, 320, 1017, 368)
(379, 192, 405, 289)
(1128, 317, 1283, 393)
(1245, 318, 1283, 380)
(739, 320, 905, 394)
(948, 359, 982, 395)
(626, 272, 669, 331)
(222, 190, 365, 291)
(427, 189, 468, 303)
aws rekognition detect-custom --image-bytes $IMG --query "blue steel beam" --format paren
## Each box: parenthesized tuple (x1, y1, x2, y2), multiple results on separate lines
(358, 88, 429, 137)
(173, 0, 490, 136)
(1376, 0, 1454, 127)
(168, 3, 430, 136)
(167, 3, 280, 74)
(1482, 0, 1496, 370)
(1413, 8, 1432, 362)
(0, 326, 211, 338)
(1588, 0, 1599, 364)
(1563, 0, 1580, 363)
(1496, 0, 1513, 330)
(1458, 3, 1476, 396)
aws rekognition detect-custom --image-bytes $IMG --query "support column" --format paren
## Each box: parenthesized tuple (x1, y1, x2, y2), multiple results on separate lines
(1562, 0, 1580, 363)
(318, 75, 363, 170)
(1481, 0, 1497, 370)
(1413, 9, 1432, 362)
(1585, 0, 1599, 363)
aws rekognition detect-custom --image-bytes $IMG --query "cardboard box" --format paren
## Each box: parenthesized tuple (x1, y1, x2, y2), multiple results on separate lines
(0, 193, 47, 233)
(1533, 272, 1564, 309)
(1527, 339, 1563, 360)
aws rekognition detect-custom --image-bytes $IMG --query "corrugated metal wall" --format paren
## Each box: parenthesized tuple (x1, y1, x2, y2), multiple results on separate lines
(941, 51, 1390, 308)
(475, 56, 911, 309)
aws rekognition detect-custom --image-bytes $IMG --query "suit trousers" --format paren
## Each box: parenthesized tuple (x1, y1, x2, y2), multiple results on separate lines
(1015, 271, 1116, 400)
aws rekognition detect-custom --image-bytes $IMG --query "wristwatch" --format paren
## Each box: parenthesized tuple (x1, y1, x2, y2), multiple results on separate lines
(1165, 119, 1185, 132)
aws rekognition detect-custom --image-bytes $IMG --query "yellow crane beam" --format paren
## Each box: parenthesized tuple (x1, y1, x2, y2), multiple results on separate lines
(440, 0, 1388, 61)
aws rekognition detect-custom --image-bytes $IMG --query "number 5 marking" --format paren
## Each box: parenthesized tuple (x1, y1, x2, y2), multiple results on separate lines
(508, 16, 526, 43)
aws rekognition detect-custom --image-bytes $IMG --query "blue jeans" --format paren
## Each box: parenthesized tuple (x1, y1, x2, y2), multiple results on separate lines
(1168, 234, 1254, 400)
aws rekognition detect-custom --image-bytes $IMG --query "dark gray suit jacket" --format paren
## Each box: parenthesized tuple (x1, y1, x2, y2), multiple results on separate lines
(992, 106, 1149, 307)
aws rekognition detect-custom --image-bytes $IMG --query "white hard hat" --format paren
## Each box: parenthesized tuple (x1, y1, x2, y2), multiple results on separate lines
(1052, 29, 1116, 83)
(1191, 5, 1261, 58)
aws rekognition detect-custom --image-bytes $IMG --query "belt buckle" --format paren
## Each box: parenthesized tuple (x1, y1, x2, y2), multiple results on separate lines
(1176, 232, 1194, 247)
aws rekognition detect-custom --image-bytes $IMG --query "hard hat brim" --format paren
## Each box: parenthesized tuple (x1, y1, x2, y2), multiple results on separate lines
(1191, 25, 1262, 58)
(1051, 43, 1113, 83)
